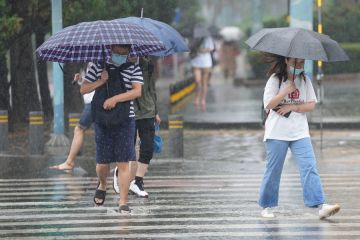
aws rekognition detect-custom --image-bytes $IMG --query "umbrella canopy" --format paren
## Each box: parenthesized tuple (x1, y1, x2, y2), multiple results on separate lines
(220, 26, 243, 41)
(193, 25, 210, 39)
(36, 19, 166, 63)
(245, 27, 349, 62)
(119, 17, 189, 57)
(208, 25, 221, 39)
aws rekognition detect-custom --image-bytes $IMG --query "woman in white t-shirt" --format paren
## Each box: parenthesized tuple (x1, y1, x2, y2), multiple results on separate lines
(190, 36, 215, 110)
(259, 55, 340, 220)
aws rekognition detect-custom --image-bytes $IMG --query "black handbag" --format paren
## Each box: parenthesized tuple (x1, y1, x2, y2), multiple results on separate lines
(91, 63, 133, 128)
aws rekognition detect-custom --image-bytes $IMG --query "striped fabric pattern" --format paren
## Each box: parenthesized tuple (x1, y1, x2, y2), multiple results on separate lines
(36, 20, 165, 63)
(85, 62, 143, 117)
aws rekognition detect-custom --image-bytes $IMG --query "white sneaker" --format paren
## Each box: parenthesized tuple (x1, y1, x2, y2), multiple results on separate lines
(129, 180, 149, 198)
(261, 208, 275, 218)
(113, 167, 119, 194)
(319, 204, 340, 219)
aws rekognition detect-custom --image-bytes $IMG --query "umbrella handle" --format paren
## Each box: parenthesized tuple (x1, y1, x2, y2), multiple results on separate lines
(292, 59, 296, 81)
(102, 45, 110, 97)
(102, 45, 107, 68)
(57, 63, 64, 73)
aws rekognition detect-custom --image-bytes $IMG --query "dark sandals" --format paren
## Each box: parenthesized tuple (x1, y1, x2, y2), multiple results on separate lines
(94, 182, 106, 206)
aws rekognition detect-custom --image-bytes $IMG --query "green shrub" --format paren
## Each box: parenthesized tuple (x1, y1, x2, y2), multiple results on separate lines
(263, 15, 289, 28)
(319, 43, 360, 74)
(321, 2, 360, 43)
(247, 51, 268, 80)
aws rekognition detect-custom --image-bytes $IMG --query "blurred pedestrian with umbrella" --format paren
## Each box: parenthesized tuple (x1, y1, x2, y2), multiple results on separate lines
(189, 24, 215, 111)
(112, 16, 188, 198)
(246, 27, 348, 219)
(219, 26, 242, 80)
(36, 19, 165, 214)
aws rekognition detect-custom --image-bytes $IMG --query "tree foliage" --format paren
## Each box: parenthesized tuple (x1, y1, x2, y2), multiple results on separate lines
(321, 1, 360, 42)
(1, 0, 198, 129)
(0, 0, 22, 111)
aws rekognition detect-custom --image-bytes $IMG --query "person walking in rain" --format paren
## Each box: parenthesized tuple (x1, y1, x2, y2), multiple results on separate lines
(80, 44, 143, 214)
(113, 56, 161, 198)
(220, 40, 239, 80)
(50, 68, 94, 171)
(259, 55, 340, 219)
(190, 27, 215, 111)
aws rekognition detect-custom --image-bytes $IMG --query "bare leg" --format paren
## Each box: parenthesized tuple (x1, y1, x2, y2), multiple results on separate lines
(95, 163, 109, 204)
(117, 162, 130, 206)
(193, 68, 202, 108)
(129, 161, 137, 181)
(201, 69, 211, 108)
(129, 134, 140, 181)
(50, 126, 85, 170)
(135, 162, 149, 178)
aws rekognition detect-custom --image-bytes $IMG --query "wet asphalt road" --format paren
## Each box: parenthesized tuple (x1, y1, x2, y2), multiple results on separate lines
(1, 129, 360, 239)
(1, 68, 360, 239)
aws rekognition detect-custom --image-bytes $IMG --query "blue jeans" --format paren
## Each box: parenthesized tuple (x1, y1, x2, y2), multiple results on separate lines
(259, 137, 325, 208)
(79, 104, 93, 129)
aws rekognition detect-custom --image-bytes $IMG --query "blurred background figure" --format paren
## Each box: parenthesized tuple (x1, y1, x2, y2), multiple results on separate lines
(219, 26, 242, 81)
(189, 24, 215, 111)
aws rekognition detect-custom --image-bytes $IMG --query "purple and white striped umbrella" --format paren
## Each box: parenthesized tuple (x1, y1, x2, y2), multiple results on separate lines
(36, 19, 166, 63)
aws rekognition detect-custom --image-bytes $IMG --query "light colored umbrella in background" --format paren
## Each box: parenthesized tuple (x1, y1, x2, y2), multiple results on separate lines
(119, 17, 189, 57)
(193, 24, 211, 39)
(246, 27, 349, 147)
(220, 26, 243, 41)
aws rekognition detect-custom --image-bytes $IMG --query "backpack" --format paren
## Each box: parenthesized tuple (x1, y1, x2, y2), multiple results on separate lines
(91, 62, 133, 128)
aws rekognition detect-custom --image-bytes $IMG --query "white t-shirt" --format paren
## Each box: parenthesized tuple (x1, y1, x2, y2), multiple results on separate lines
(190, 36, 215, 68)
(81, 64, 95, 104)
(84, 62, 144, 118)
(263, 74, 317, 141)
(83, 91, 94, 104)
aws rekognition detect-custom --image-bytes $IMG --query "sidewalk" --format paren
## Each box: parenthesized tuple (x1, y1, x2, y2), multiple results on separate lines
(164, 67, 360, 129)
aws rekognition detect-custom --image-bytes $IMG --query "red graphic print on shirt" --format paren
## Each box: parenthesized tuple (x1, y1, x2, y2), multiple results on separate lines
(288, 89, 300, 99)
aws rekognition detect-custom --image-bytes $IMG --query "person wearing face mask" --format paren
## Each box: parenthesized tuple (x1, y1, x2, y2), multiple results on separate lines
(258, 54, 340, 219)
(80, 44, 143, 214)
(113, 56, 161, 198)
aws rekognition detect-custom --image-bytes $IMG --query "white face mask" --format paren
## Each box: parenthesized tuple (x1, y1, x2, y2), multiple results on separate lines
(289, 66, 304, 75)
